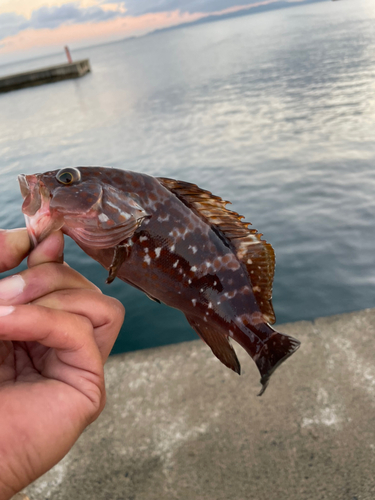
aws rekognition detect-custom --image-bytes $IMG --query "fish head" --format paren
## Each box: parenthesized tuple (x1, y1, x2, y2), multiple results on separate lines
(19, 167, 148, 249)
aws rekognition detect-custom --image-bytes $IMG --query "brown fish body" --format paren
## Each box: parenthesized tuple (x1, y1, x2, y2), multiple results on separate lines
(19, 166, 300, 393)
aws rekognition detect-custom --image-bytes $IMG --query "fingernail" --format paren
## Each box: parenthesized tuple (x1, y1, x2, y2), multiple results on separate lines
(0, 305, 15, 316)
(0, 275, 25, 301)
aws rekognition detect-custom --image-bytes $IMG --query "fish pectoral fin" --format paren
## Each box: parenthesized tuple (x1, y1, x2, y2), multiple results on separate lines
(106, 243, 131, 284)
(186, 315, 241, 375)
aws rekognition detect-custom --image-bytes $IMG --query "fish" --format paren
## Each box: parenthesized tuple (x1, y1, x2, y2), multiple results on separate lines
(18, 166, 300, 394)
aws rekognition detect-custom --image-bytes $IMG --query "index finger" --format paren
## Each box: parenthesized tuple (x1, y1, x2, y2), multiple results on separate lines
(0, 229, 30, 273)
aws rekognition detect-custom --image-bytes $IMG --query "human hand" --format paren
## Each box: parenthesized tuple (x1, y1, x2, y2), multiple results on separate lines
(0, 229, 125, 499)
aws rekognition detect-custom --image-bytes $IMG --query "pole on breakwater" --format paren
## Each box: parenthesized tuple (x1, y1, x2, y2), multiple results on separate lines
(64, 46, 73, 64)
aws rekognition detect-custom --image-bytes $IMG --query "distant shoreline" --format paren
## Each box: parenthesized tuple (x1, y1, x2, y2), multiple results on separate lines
(145, 0, 328, 39)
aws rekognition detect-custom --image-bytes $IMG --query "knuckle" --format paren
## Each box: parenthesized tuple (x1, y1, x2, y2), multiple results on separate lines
(87, 381, 106, 423)
(108, 297, 126, 324)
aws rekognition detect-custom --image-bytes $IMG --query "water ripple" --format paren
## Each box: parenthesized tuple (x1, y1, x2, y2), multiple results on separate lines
(0, 0, 374, 352)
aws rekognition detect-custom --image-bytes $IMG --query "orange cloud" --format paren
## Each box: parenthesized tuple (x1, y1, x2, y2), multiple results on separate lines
(0, 0, 288, 60)
(0, 10, 203, 56)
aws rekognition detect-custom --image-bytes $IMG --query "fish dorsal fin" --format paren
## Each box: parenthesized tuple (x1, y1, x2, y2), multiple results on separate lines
(158, 177, 276, 324)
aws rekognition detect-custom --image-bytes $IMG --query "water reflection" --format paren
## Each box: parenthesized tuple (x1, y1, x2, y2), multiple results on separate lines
(0, 0, 374, 353)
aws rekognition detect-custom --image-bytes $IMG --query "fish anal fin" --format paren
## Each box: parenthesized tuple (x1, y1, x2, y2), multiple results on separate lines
(158, 177, 276, 323)
(186, 315, 241, 375)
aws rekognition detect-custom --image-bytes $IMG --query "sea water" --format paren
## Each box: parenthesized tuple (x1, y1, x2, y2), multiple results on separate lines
(0, 0, 374, 354)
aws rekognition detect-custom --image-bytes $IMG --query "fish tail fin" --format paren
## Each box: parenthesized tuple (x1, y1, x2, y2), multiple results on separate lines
(232, 322, 300, 396)
(186, 314, 300, 396)
(255, 329, 300, 396)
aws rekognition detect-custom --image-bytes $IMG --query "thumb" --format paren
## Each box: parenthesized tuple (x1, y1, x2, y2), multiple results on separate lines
(27, 231, 65, 268)
(0, 228, 30, 272)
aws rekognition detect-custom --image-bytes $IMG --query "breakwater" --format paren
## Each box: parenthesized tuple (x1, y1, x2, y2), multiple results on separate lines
(0, 59, 90, 93)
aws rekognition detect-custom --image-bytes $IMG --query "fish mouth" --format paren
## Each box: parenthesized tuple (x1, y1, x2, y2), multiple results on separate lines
(18, 174, 64, 249)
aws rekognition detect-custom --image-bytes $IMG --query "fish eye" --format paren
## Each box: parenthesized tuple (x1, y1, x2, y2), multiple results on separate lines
(56, 167, 81, 185)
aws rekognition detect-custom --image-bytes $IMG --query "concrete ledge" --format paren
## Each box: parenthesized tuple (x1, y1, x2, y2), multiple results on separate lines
(22, 309, 375, 499)
(0, 60, 90, 93)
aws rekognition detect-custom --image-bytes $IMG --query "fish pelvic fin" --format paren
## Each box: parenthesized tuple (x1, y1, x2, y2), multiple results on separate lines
(186, 315, 241, 375)
(253, 329, 301, 396)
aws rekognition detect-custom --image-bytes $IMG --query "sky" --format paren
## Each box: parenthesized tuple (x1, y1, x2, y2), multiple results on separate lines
(0, 0, 307, 63)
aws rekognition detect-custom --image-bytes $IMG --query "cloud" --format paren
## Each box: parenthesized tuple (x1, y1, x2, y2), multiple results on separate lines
(0, 0, 287, 43)
(0, 12, 29, 39)
(30, 3, 120, 29)
(0, 9, 202, 58)
(0, 1, 125, 41)
(0, 0, 304, 58)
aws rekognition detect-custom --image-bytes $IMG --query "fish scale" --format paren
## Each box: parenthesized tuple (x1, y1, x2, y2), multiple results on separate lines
(19, 166, 300, 395)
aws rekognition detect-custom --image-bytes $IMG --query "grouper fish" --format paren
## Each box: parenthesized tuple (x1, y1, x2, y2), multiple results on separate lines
(18, 166, 300, 394)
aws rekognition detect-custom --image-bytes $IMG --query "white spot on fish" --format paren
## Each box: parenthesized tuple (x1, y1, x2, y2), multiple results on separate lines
(214, 281, 217, 286)
(155, 247, 161, 258)
(191, 299, 197, 306)
(106, 200, 132, 220)
(208, 302, 212, 309)
(106, 200, 121, 212)
(179, 227, 189, 240)
(139, 235, 148, 242)
(144, 255, 151, 265)
(229, 330, 234, 337)
(188, 279, 192, 284)
(144, 248, 149, 253)
(191, 266, 197, 272)
(173, 260, 179, 268)
(158, 214, 170, 222)
(247, 258, 253, 264)
(204, 317, 208, 322)
(200, 288, 204, 293)
(98, 213, 109, 223)
(170, 244, 175, 252)
(192, 246, 197, 254)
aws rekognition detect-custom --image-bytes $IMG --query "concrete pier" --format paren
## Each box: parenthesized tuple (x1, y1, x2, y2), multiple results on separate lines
(0, 59, 90, 93)
(17, 308, 375, 499)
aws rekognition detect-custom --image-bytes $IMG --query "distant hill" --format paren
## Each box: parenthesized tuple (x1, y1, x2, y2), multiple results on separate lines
(146, 0, 328, 37)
